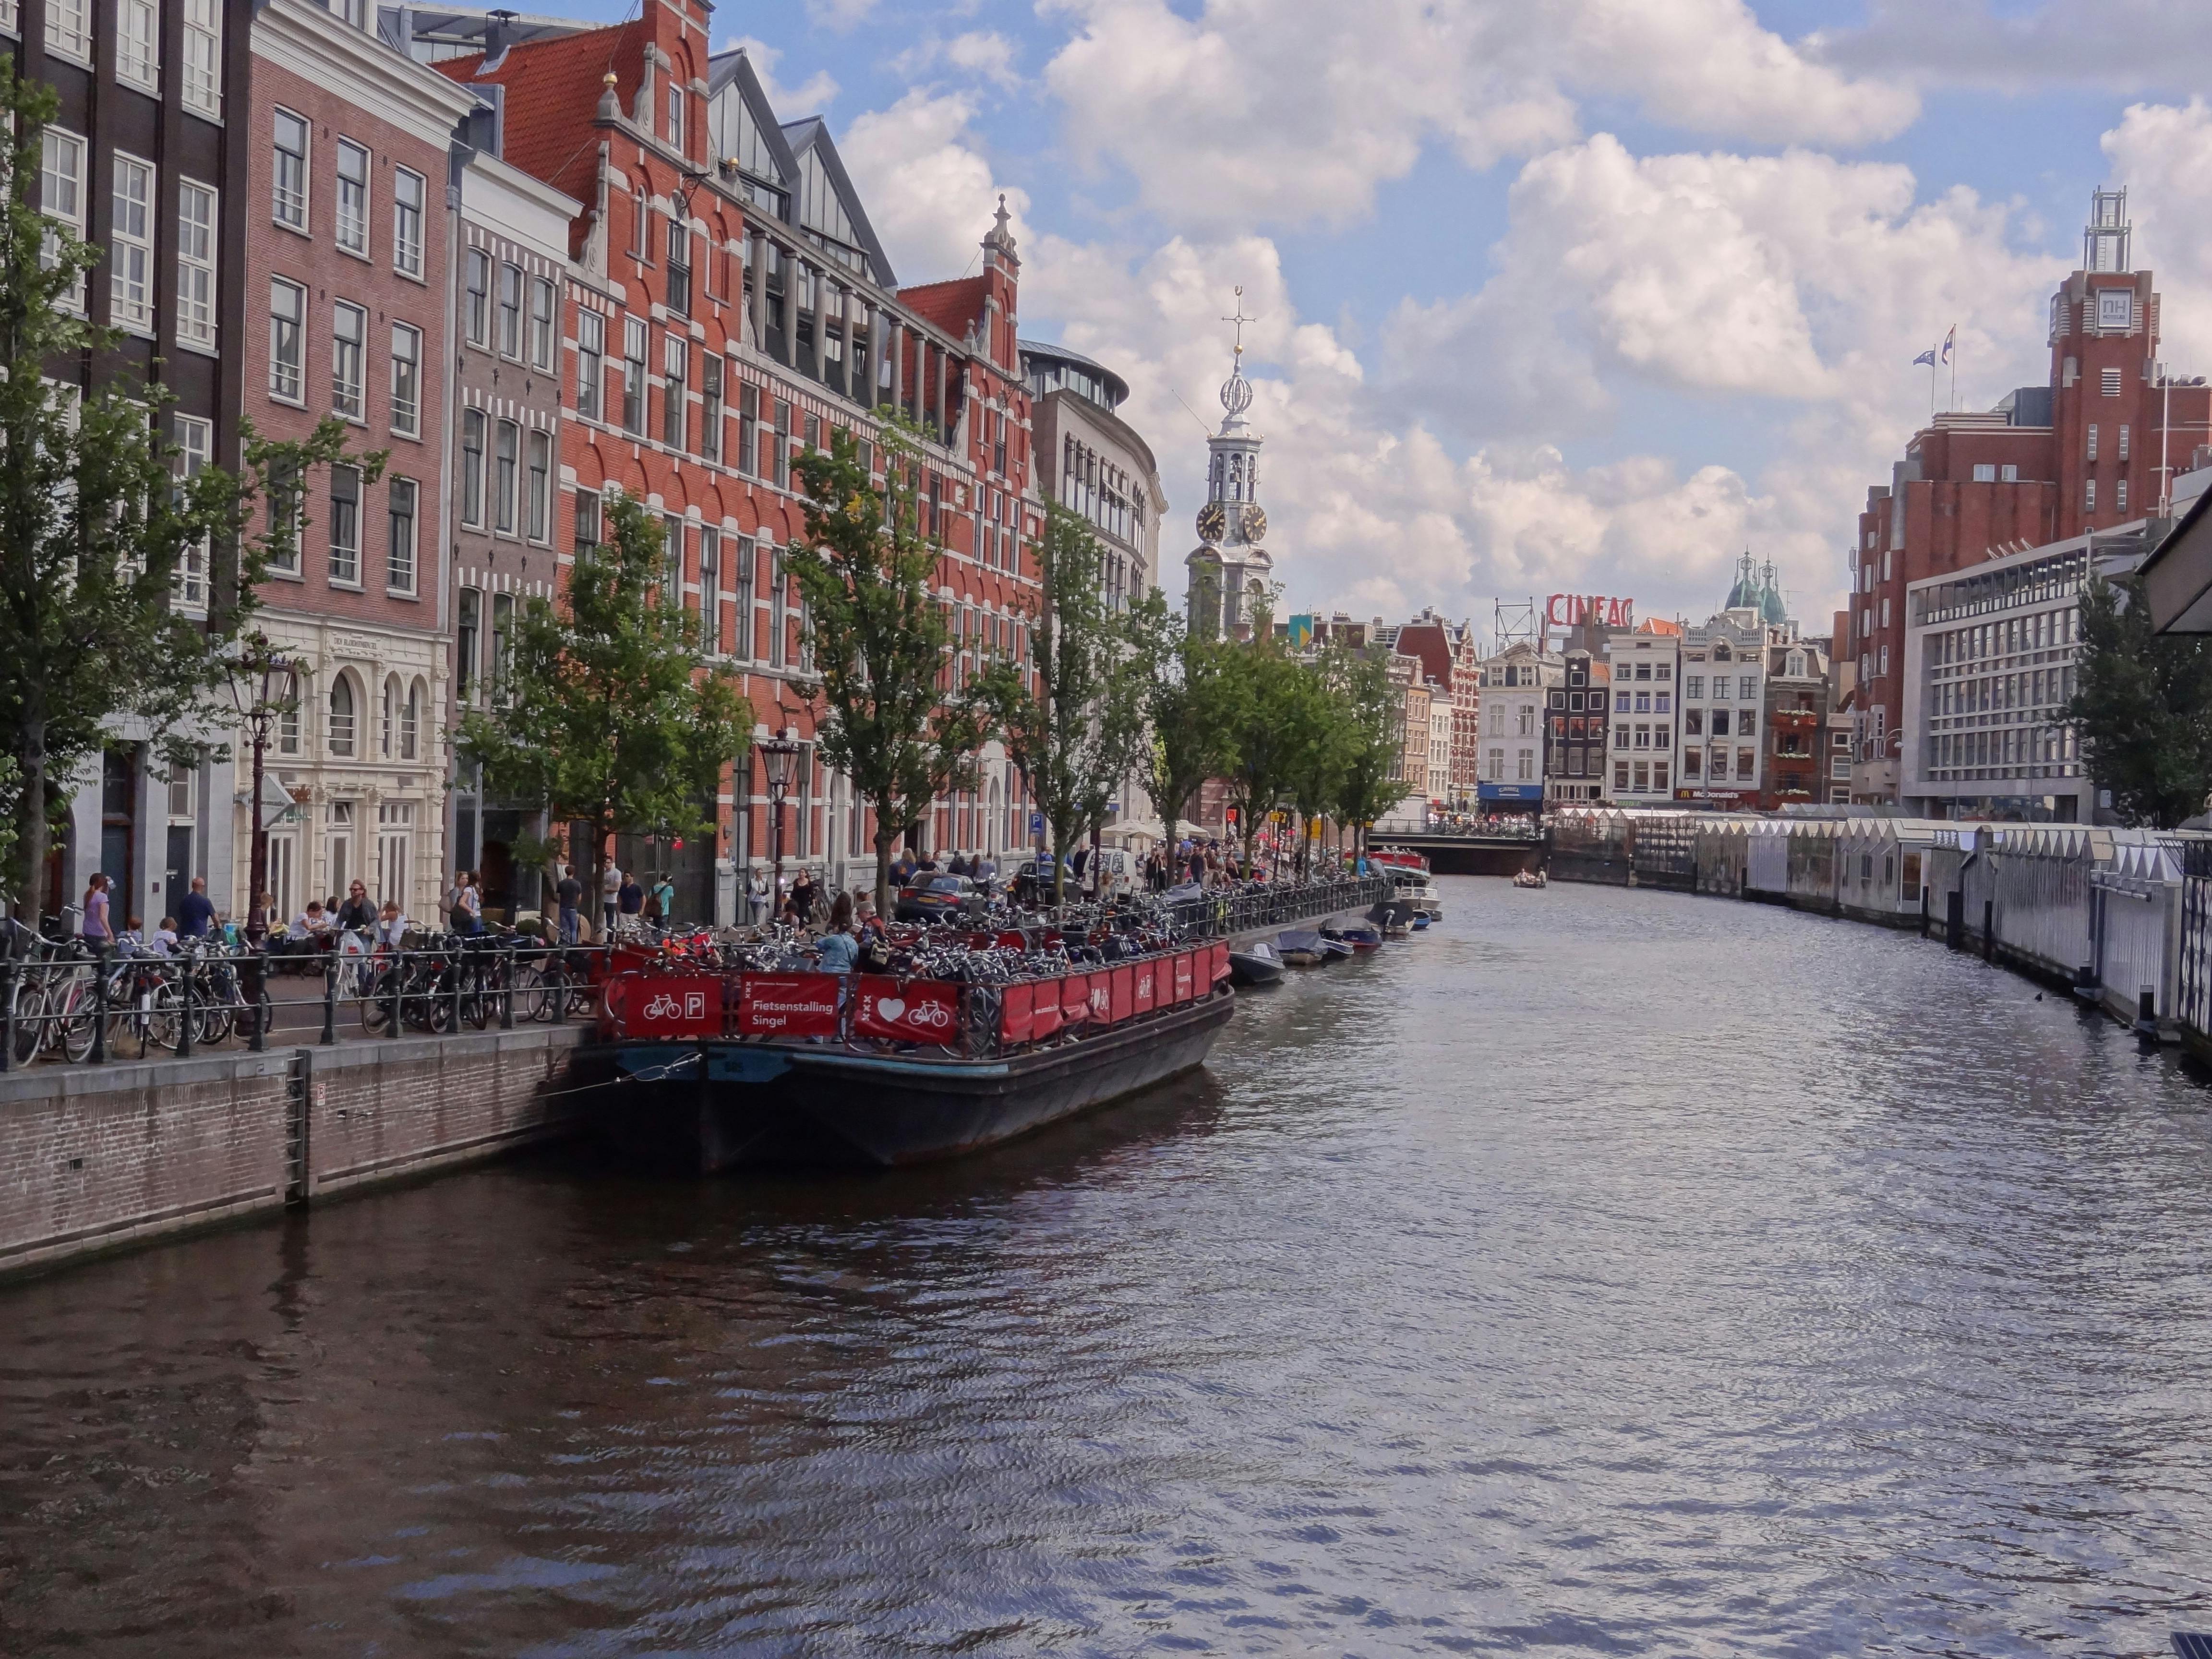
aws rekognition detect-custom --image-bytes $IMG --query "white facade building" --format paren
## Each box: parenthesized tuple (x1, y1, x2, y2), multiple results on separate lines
(1601, 629, 1681, 804)
(1474, 643, 1560, 810)
(1676, 609, 1770, 807)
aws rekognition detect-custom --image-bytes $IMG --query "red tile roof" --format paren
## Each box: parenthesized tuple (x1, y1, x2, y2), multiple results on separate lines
(1637, 617, 1684, 636)
(1393, 623, 1455, 688)
(436, 22, 646, 209)
(898, 276, 987, 342)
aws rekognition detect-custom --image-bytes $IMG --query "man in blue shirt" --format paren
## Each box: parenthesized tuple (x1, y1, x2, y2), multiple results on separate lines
(176, 876, 216, 940)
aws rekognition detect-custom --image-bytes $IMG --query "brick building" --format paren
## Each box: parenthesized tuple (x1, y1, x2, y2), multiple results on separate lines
(237, 0, 475, 925)
(1393, 610, 1478, 806)
(441, 11, 1044, 916)
(1845, 188, 2212, 802)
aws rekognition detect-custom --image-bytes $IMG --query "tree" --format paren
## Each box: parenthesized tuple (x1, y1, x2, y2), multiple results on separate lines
(784, 424, 999, 919)
(1141, 615, 1244, 840)
(458, 493, 750, 910)
(2064, 573, 2212, 827)
(1324, 647, 1405, 871)
(986, 503, 1161, 904)
(1221, 640, 1328, 872)
(0, 68, 361, 925)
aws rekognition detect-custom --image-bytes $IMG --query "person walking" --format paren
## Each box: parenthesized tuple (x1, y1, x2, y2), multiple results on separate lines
(649, 872, 675, 932)
(816, 891, 858, 973)
(81, 873, 113, 947)
(555, 866, 583, 946)
(617, 871, 645, 935)
(177, 875, 216, 939)
(746, 867, 769, 929)
(601, 862, 622, 939)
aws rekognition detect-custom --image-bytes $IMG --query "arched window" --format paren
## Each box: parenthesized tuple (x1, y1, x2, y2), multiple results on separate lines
(381, 674, 400, 758)
(403, 678, 423, 761)
(1713, 642, 1731, 662)
(329, 674, 356, 757)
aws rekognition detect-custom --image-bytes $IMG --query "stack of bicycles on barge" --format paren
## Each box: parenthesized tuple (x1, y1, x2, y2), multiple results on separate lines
(583, 900, 1240, 1172)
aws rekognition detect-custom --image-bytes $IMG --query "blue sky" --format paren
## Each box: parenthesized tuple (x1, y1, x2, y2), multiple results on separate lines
(586, 0, 2212, 636)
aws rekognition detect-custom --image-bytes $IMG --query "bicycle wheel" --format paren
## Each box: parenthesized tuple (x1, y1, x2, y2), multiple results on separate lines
(360, 970, 395, 1034)
(511, 959, 552, 1022)
(9, 973, 47, 1063)
(58, 974, 102, 1062)
(145, 985, 183, 1052)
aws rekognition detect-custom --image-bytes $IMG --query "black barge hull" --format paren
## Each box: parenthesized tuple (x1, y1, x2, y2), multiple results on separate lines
(588, 987, 1237, 1170)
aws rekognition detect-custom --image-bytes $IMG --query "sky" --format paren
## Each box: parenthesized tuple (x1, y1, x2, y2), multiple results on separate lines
(588, 0, 2212, 639)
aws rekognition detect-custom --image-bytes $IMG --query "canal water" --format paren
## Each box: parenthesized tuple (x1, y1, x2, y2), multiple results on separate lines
(6, 878, 2212, 1657)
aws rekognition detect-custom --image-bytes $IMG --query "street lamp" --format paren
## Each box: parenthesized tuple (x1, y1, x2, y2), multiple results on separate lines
(226, 632, 302, 943)
(759, 731, 801, 922)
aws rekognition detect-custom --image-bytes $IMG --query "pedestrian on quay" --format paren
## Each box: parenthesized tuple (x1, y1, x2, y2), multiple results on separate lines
(81, 873, 113, 947)
(890, 848, 916, 888)
(601, 863, 622, 939)
(786, 867, 818, 929)
(816, 891, 858, 973)
(617, 871, 645, 935)
(177, 875, 216, 940)
(373, 900, 408, 949)
(650, 872, 675, 931)
(746, 867, 769, 929)
(555, 866, 583, 945)
(335, 879, 374, 933)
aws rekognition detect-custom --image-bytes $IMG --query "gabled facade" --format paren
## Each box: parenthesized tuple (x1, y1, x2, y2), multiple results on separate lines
(440, 5, 1043, 913)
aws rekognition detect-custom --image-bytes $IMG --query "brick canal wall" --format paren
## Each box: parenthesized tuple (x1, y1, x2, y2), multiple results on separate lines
(0, 1026, 595, 1279)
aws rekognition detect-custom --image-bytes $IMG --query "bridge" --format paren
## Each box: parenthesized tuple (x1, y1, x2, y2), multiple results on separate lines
(1374, 835, 1544, 878)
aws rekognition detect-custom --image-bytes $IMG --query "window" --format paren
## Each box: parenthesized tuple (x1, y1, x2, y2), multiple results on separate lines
(733, 535, 753, 659)
(328, 464, 360, 584)
(182, 0, 220, 117)
(699, 528, 720, 652)
(331, 301, 366, 419)
(459, 408, 485, 526)
(457, 588, 481, 704)
(700, 354, 722, 463)
(737, 380, 758, 476)
(666, 220, 690, 316)
(1651, 761, 1668, 793)
(667, 80, 685, 153)
(2120, 424, 2131, 462)
(266, 460, 301, 573)
(663, 332, 687, 448)
(465, 248, 491, 346)
(272, 109, 308, 229)
(176, 181, 217, 349)
(1737, 748, 1755, 781)
(117, 0, 158, 88)
(110, 154, 154, 333)
(48, 0, 88, 59)
(335, 138, 368, 254)
(1712, 709, 1731, 737)
(389, 323, 421, 436)
(1972, 463, 1996, 483)
(774, 398, 790, 488)
(662, 515, 684, 599)
(1739, 674, 1756, 699)
(2001, 463, 2019, 482)
(392, 168, 424, 278)
(1613, 724, 1628, 749)
(497, 262, 522, 357)
(268, 277, 305, 402)
(386, 477, 417, 592)
(576, 310, 603, 420)
(2085, 478, 2097, 513)
(1684, 676, 1702, 699)
(494, 418, 518, 533)
(401, 680, 420, 760)
(2117, 478, 2129, 513)
(172, 415, 211, 609)
(622, 316, 647, 433)
(2087, 423, 2099, 461)
(1684, 708, 1703, 736)
(39, 129, 84, 308)
(2102, 366, 2123, 397)
(329, 675, 356, 757)
(529, 276, 555, 370)
(526, 430, 550, 541)
(1614, 761, 1628, 791)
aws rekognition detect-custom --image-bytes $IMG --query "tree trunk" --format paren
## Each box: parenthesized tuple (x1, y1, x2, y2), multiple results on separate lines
(14, 718, 48, 935)
(874, 821, 895, 922)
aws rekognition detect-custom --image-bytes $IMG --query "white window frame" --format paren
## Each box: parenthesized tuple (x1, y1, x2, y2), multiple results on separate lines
(268, 276, 305, 404)
(182, 0, 221, 118)
(272, 108, 308, 231)
(386, 476, 418, 595)
(392, 167, 424, 279)
(116, 0, 159, 89)
(39, 128, 85, 312)
(331, 301, 366, 421)
(335, 137, 369, 256)
(493, 417, 518, 534)
(176, 180, 217, 351)
(528, 275, 555, 370)
(526, 428, 551, 542)
(459, 407, 485, 527)
(576, 308, 603, 421)
(172, 413, 211, 611)
(498, 261, 522, 359)
(109, 151, 155, 335)
(388, 321, 421, 437)
(47, 0, 89, 62)
(328, 463, 361, 587)
(464, 247, 490, 347)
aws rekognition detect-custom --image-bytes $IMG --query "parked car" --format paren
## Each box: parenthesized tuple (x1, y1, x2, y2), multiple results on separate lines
(1013, 848, 1136, 901)
(894, 874, 990, 924)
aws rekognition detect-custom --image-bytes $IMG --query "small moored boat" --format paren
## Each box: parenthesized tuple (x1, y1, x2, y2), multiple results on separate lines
(1275, 929, 1330, 966)
(1228, 940, 1286, 986)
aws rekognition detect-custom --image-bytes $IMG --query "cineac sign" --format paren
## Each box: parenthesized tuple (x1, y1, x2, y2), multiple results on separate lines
(1547, 594, 1635, 629)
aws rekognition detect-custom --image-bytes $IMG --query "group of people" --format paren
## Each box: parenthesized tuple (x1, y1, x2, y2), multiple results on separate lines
(69, 870, 410, 958)
(546, 865, 680, 946)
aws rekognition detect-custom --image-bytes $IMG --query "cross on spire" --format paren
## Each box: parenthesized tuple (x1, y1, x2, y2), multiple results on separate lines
(1222, 286, 1257, 360)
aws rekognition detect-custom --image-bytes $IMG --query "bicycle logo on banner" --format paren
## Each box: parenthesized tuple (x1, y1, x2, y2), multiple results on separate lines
(644, 990, 708, 1022)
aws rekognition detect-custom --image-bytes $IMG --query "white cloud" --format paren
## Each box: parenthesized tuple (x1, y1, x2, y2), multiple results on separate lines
(2102, 100, 2212, 373)
(1038, 0, 1916, 234)
(891, 30, 1022, 90)
(720, 35, 838, 114)
(839, 90, 1030, 282)
(803, 0, 878, 33)
(1807, 0, 2212, 95)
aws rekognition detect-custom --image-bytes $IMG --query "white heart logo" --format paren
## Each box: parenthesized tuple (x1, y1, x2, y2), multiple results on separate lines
(878, 997, 906, 1022)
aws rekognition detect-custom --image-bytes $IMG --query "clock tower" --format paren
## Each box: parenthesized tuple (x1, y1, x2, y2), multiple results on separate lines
(1186, 291, 1273, 639)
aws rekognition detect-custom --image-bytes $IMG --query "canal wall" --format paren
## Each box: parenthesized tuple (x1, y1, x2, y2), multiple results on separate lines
(0, 1025, 594, 1280)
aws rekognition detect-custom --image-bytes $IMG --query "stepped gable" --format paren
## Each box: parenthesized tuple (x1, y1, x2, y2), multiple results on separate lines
(435, 21, 648, 207)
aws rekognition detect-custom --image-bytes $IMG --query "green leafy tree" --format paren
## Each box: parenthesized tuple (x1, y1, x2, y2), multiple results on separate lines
(2064, 573, 2212, 827)
(785, 423, 999, 919)
(1141, 615, 1244, 840)
(1221, 640, 1330, 872)
(0, 68, 362, 924)
(985, 503, 1162, 904)
(1324, 647, 1405, 871)
(458, 494, 750, 912)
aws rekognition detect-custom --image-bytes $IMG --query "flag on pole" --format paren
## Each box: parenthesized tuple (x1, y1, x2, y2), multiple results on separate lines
(1912, 347, 1936, 367)
(1941, 325, 1956, 363)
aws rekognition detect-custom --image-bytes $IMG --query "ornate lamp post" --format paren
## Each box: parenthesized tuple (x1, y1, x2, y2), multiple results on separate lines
(226, 633, 302, 942)
(759, 732, 801, 921)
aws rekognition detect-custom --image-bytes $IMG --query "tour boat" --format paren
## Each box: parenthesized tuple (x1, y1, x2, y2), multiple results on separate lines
(582, 943, 1238, 1170)
(1372, 848, 1445, 921)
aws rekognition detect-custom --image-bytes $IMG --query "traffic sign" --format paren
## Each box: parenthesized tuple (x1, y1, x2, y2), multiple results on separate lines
(1030, 812, 1045, 836)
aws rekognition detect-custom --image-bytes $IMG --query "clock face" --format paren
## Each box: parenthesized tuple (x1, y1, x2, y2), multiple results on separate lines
(1239, 505, 1267, 543)
(1195, 502, 1227, 543)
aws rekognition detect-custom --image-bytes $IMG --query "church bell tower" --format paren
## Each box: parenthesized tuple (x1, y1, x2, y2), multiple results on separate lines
(1186, 289, 1273, 639)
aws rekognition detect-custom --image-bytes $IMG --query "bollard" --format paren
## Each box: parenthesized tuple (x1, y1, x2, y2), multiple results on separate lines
(88, 945, 109, 1064)
(321, 950, 338, 1046)
(451, 946, 465, 1034)
(499, 947, 514, 1030)
(177, 950, 194, 1060)
(247, 953, 267, 1052)
(1945, 889, 1964, 951)
(551, 950, 567, 1025)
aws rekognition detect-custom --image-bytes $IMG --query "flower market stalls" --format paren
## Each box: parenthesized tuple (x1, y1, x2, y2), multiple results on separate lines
(1550, 808, 1632, 886)
(1744, 819, 1791, 902)
(1984, 826, 2106, 987)
(1694, 817, 1750, 898)
(1837, 819, 1944, 928)
(1783, 818, 1844, 914)
(2174, 840, 2212, 1058)
(2091, 832, 2186, 1036)
(1629, 813, 1699, 892)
